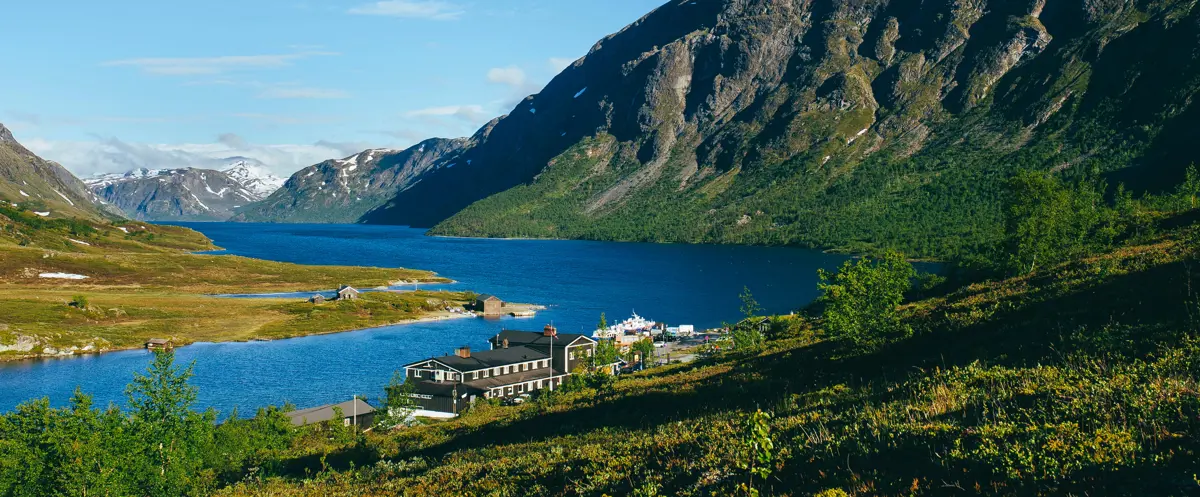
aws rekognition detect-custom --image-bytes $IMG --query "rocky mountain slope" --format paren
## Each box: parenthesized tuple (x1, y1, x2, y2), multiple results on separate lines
(232, 138, 467, 223)
(87, 163, 277, 222)
(220, 159, 285, 198)
(347, 0, 1198, 259)
(0, 123, 117, 220)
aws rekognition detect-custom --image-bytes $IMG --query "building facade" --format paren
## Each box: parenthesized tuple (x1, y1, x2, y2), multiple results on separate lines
(473, 294, 505, 316)
(403, 325, 599, 416)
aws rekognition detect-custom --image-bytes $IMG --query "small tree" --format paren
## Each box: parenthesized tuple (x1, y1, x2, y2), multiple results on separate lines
(817, 251, 915, 346)
(737, 409, 776, 497)
(125, 351, 214, 496)
(631, 339, 656, 368)
(739, 286, 762, 320)
(70, 295, 89, 309)
(375, 372, 418, 430)
(590, 339, 620, 373)
(598, 312, 608, 331)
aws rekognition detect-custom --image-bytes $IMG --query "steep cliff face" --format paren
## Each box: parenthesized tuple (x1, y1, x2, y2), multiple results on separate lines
(87, 168, 264, 222)
(0, 124, 116, 220)
(232, 138, 468, 223)
(353, 0, 1199, 257)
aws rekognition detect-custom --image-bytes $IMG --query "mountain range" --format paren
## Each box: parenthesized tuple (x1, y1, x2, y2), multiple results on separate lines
(231, 139, 466, 223)
(234, 0, 1200, 259)
(85, 160, 284, 222)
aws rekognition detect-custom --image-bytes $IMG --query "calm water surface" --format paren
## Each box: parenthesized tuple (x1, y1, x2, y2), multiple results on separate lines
(0, 224, 852, 414)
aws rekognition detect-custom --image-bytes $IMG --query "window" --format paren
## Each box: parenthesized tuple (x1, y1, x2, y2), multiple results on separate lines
(570, 351, 576, 360)
(520, 363, 525, 372)
(343, 418, 351, 427)
(587, 348, 593, 357)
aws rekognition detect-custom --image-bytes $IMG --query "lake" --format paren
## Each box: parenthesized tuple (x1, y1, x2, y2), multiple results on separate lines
(0, 223, 852, 414)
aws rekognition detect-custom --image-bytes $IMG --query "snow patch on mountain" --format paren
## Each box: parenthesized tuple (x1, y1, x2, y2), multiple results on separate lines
(220, 159, 285, 197)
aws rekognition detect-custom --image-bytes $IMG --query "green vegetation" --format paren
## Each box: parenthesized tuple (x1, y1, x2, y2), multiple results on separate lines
(0, 195, 457, 361)
(817, 251, 915, 345)
(6, 186, 1200, 493)
(0, 351, 297, 496)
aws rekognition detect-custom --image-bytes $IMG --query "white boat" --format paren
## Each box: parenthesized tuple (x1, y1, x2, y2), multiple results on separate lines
(593, 311, 659, 340)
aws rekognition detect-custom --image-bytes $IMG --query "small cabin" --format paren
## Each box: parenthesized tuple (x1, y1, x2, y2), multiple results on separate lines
(472, 294, 505, 316)
(286, 398, 376, 428)
(309, 294, 326, 304)
(336, 286, 360, 301)
(145, 338, 172, 350)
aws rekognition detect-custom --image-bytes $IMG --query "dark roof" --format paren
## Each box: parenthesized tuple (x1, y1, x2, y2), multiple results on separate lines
(407, 345, 549, 372)
(146, 338, 170, 345)
(476, 294, 501, 302)
(492, 330, 594, 349)
(286, 398, 375, 426)
(464, 367, 568, 390)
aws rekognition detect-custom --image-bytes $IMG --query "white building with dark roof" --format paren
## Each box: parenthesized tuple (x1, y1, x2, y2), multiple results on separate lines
(402, 325, 601, 416)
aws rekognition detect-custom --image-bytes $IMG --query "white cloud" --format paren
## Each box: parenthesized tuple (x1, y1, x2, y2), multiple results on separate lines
(25, 136, 356, 178)
(404, 105, 489, 123)
(257, 87, 350, 99)
(348, 0, 464, 20)
(548, 57, 577, 72)
(102, 52, 336, 76)
(486, 66, 527, 88)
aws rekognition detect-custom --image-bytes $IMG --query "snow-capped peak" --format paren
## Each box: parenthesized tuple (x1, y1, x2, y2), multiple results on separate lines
(221, 160, 285, 197)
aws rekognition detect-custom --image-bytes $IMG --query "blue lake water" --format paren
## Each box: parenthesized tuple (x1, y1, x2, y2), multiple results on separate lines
(0, 223, 853, 414)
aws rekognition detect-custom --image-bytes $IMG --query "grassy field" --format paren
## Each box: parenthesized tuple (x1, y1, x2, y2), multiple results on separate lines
(215, 228, 1200, 496)
(0, 206, 464, 361)
(0, 290, 472, 360)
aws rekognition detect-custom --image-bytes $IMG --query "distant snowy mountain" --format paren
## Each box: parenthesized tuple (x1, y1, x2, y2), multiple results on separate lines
(219, 158, 285, 198)
(232, 140, 466, 223)
(85, 160, 284, 221)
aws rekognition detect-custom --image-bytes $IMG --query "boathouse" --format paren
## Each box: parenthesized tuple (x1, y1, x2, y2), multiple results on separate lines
(145, 338, 172, 350)
(336, 286, 360, 301)
(472, 294, 504, 316)
(309, 294, 326, 304)
(286, 398, 376, 428)
(402, 325, 611, 416)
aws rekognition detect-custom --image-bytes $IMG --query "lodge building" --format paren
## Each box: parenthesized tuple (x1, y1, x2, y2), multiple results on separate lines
(403, 325, 606, 416)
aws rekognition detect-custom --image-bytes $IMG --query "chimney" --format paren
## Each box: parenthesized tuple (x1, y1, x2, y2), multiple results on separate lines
(543, 324, 557, 337)
(455, 346, 471, 358)
(502, 338, 509, 349)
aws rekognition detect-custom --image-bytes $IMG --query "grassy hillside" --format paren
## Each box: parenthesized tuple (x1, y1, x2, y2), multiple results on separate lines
(427, 0, 1200, 260)
(216, 226, 1200, 496)
(0, 198, 455, 361)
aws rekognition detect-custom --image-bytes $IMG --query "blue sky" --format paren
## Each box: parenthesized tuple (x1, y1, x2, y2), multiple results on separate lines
(0, 0, 665, 176)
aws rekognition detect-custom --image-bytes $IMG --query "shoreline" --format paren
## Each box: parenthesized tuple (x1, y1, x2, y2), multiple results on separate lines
(0, 309, 479, 365)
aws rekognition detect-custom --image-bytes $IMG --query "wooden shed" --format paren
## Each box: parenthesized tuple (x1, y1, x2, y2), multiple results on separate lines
(145, 338, 172, 350)
(336, 286, 360, 301)
(473, 294, 505, 316)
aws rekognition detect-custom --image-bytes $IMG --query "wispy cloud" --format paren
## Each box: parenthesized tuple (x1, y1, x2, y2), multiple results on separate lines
(404, 105, 488, 122)
(348, 0, 464, 20)
(548, 57, 577, 72)
(102, 51, 336, 76)
(233, 113, 346, 125)
(25, 136, 359, 178)
(257, 86, 350, 99)
(486, 66, 527, 88)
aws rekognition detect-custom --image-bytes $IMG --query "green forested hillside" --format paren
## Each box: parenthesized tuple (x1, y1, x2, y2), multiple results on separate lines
(423, 0, 1200, 260)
